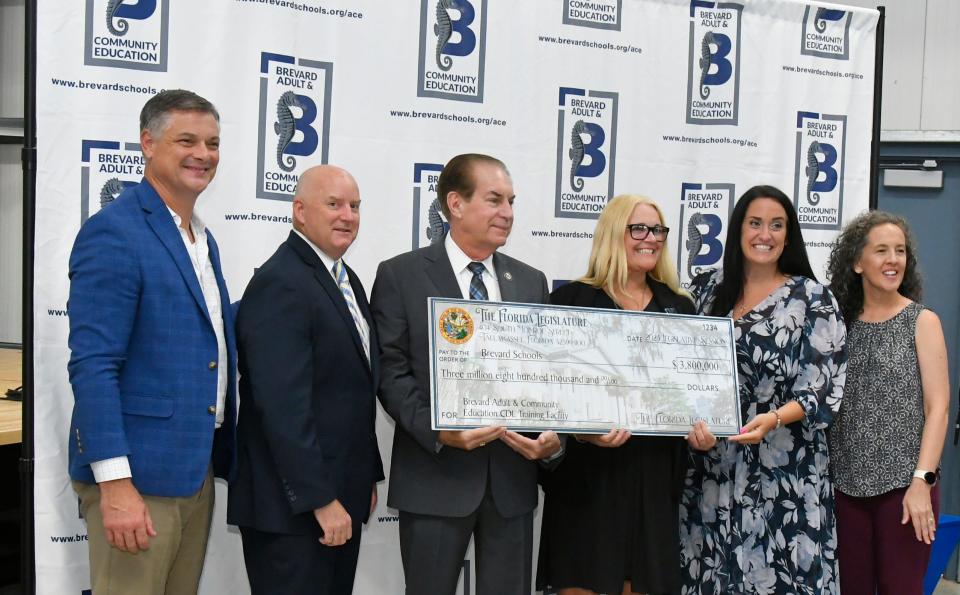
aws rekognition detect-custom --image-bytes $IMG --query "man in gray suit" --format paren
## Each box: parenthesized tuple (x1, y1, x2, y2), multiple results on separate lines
(371, 154, 562, 595)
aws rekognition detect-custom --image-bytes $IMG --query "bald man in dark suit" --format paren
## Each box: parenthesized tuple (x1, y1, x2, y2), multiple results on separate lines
(229, 165, 383, 595)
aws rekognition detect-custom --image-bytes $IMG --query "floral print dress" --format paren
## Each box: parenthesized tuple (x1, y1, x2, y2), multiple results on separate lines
(679, 271, 847, 595)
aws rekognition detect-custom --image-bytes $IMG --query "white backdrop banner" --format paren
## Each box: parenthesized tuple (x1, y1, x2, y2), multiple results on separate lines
(34, 1, 878, 593)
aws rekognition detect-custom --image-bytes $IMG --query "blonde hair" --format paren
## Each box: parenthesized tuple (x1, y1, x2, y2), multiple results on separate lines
(579, 194, 685, 301)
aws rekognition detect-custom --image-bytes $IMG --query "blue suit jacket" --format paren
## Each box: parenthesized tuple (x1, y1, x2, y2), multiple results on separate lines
(67, 179, 237, 498)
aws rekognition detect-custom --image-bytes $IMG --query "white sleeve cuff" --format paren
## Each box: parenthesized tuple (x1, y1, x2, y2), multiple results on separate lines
(542, 445, 564, 463)
(91, 456, 132, 483)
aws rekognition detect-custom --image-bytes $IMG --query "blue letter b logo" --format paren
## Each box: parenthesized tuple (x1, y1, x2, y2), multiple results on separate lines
(811, 143, 839, 193)
(107, 0, 156, 36)
(576, 123, 606, 178)
(703, 33, 733, 86)
(441, 0, 477, 57)
(285, 95, 320, 157)
(693, 213, 723, 266)
(114, 0, 157, 20)
(815, 9, 846, 32)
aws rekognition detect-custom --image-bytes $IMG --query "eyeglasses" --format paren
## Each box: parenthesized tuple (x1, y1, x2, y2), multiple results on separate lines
(626, 223, 670, 241)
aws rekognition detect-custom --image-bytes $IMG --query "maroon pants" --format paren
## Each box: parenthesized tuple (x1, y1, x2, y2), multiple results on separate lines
(836, 485, 940, 595)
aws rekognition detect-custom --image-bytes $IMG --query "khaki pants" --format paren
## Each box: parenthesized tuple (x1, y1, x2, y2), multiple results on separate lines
(74, 469, 214, 595)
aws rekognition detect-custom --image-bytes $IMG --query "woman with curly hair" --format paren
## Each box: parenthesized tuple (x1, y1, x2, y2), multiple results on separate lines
(826, 211, 949, 595)
(679, 185, 847, 595)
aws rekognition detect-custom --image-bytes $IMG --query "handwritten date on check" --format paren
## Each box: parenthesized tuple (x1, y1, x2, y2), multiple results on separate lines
(428, 298, 741, 436)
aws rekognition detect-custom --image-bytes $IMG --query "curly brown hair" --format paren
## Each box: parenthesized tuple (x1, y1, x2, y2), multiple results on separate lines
(826, 210, 922, 322)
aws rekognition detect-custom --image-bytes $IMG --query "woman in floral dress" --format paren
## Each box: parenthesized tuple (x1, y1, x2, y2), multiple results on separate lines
(680, 186, 847, 595)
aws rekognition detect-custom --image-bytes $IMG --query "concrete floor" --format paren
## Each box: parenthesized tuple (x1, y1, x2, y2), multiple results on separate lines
(937, 579, 960, 594)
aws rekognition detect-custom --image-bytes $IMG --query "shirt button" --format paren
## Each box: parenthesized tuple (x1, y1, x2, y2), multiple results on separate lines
(207, 406, 216, 415)
(208, 361, 217, 370)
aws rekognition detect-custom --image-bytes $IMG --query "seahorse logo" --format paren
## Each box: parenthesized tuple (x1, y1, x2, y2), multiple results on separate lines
(568, 120, 586, 192)
(425, 198, 448, 244)
(698, 31, 715, 100)
(814, 8, 831, 33)
(99, 177, 127, 208)
(805, 141, 822, 205)
(106, 0, 130, 37)
(434, 0, 454, 71)
(686, 212, 706, 279)
(274, 91, 302, 173)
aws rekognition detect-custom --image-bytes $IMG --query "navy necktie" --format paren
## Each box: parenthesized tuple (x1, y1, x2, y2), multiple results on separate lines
(466, 262, 488, 301)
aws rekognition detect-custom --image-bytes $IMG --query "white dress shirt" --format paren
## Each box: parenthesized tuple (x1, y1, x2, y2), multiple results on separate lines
(432, 235, 502, 454)
(293, 230, 371, 360)
(442, 234, 563, 462)
(445, 233, 501, 301)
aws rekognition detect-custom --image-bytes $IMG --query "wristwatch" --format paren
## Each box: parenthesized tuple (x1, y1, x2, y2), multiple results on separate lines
(913, 468, 939, 486)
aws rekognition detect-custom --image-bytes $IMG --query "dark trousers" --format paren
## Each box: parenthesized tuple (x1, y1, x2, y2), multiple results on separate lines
(240, 524, 363, 595)
(398, 488, 533, 595)
(836, 485, 940, 595)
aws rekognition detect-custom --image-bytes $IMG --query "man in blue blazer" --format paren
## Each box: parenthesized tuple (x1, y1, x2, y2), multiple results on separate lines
(228, 165, 384, 595)
(67, 89, 235, 595)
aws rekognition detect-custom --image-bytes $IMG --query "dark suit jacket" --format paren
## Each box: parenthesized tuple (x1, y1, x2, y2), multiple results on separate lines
(227, 232, 384, 536)
(549, 277, 695, 315)
(370, 240, 550, 518)
(67, 180, 236, 497)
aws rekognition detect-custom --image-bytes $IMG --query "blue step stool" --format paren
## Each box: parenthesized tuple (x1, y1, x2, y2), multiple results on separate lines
(924, 515, 960, 595)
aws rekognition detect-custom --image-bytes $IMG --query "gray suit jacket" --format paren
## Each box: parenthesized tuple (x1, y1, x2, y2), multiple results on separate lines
(370, 240, 549, 518)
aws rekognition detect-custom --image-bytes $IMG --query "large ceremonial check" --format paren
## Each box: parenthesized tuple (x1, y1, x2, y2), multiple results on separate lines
(429, 298, 742, 436)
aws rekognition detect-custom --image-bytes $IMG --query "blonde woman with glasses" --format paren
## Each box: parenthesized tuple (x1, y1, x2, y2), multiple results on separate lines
(537, 195, 711, 595)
